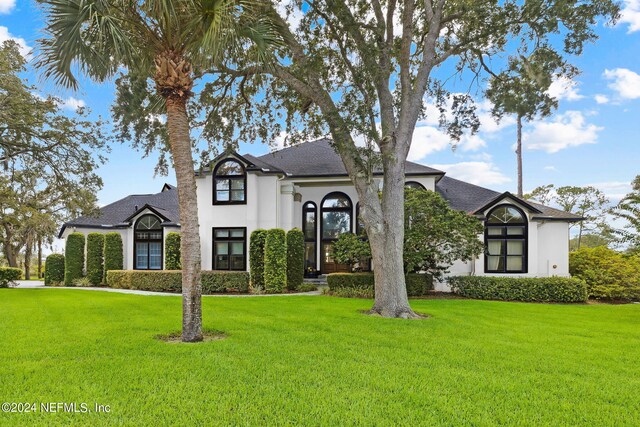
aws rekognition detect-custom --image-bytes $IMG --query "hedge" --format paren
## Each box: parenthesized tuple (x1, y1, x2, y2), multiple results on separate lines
(64, 232, 85, 286)
(327, 273, 433, 297)
(570, 246, 640, 301)
(249, 229, 267, 291)
(202, 271, 250, 293)
(264, 228, 286, 293)
(286, 228, 304, 290)
(86, 233, 105, 285)
(106, 270, 250, 294)
(165, 232, 181, 270)
(44, 254, 65, 286)
(448, 276, 588, 303)
(0, 267, 22, 287)
(104, 232, 124, 274)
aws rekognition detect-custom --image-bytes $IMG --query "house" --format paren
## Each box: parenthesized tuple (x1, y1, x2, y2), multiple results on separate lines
(59, 138, 581, 290)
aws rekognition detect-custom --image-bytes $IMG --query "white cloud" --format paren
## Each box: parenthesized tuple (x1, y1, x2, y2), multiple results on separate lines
(408, 126, 451, 161)
(603, 68, 640, 99)
(594, 94, 610, 104)
(0, 0, 15, 14)
(0, 26, 30, 58)
(620, 0, 640, 33)
(546, 76, 584, 101)
(523, 111, 602, 153)
(276, 1, 304, 31)
(431, 161, 511, 186)
(588, 181, 633, 201)
(544, 166, 557, 172)
(59, 97, 85, 111)
(459, 133, 486, 152)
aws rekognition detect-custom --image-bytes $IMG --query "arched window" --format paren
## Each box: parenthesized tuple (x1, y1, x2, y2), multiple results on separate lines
(303, 202, 317, 274)
(134, 214, 163, 270)
(213, 159, 246, 204)
(321, 192, 352, 273)
(405, 181, 426, 190)
(485, 205, 527, 273)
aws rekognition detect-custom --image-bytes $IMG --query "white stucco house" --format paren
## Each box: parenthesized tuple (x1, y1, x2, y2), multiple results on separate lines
(59, 139, 581, 290)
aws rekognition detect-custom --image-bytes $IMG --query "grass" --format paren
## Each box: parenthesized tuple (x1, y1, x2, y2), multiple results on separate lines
(1, 290, 639, 426)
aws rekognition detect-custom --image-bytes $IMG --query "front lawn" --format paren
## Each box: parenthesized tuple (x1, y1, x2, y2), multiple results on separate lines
(1, 290, 639, 425)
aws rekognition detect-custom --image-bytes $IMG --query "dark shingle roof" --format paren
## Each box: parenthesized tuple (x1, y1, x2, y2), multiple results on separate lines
(254, 138, 444, 177)
(59, 186, 180, 237)
(436, 176, 583, 221)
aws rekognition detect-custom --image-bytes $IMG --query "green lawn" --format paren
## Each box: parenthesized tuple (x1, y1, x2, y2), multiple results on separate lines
(1, 290, 639, 426)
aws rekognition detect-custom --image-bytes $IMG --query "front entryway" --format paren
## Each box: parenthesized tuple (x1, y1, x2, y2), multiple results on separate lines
(321, 242, 350, 274)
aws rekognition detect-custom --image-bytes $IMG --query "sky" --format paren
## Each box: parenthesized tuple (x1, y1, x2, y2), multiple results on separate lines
(2, 0, 640, 210)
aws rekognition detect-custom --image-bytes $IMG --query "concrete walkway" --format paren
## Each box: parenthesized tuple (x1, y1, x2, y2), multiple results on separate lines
(12, 280, 321, 297)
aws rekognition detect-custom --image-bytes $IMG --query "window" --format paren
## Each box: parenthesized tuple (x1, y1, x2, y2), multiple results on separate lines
(485, 205, 527, 273)
(134, 214, 163, 270)
(213, 159, 246, 204)
(213, 228, 246, 270)
(303, 202, 317, 273)
(405, 181, 426, 190)
(321, 192, 352, 240)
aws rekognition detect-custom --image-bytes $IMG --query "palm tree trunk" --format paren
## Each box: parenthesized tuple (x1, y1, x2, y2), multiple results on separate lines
(165, 95, 203, 343)
(24, 240, 32, 280)
(516, 113, 523, 198)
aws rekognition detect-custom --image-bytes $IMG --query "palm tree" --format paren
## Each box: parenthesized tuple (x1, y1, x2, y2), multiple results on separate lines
(37, 0, 278, 342)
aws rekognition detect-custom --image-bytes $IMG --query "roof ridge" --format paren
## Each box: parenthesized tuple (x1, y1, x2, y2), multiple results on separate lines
(258, 137, 329, 158)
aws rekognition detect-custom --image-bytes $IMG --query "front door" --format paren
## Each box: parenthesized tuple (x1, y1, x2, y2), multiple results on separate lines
(321, 242, 350, 274)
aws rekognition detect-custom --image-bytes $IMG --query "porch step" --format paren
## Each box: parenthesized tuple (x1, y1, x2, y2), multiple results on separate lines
(303, 275, 328, 285)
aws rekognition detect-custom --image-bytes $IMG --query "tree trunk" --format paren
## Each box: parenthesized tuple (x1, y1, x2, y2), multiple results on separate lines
(367, 152, 418, 319)
(165, 95, 203, 343)
(516, 114, 523, 198)
(24, 240, 32, 280)
(2, 225, 19, 267)
(37, 237, 42, 278)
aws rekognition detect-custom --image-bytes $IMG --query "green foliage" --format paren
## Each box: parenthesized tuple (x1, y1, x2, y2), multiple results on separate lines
(296, 284, 318, 292)
(165, 232, 181, 270)
(64, 233, 85, 286)
(449, 276, 588, 303)
(286, 228, 305, 290)
(331, 233, 371, 272)
(569, 247, 640, 301)
(249, 229, 267, 291)
(0, 267, 22, 287)
(404, 188, 484, 278)
(0, 43, 104, 269)
(611, 175, 640, 251)
(106, 270, 250, 294)
(264, 228, 286, 293)
(103, 232, 124, 274)
(73, 277, 93, 287)
(44, 254, 64, 286)
(330, 286, 375, 299)
(569, 232, 614, 251)
(201, 271, 250, 293)
(327, 273, 432, 297)
(86, 233, 104, 285)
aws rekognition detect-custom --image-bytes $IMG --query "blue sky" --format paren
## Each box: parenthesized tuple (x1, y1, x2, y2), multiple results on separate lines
(2, 0, 640, 207)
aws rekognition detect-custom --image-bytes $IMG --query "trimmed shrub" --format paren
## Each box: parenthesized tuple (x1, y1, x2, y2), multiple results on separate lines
(73, 277, 93, 287)
(286, 228, 304, 290)
(201, 271, 250, 293)
(44, 254, 65, 286)
(327, 273, 432, 297)
(330, 286, 374, 299)
(264, 228, 286, 293)
(296, 283, 318, 292)
(249, 229, 267, 291)
(103, 232, 124, 279)
(570, 247, 640, 301)
(448, 276, 588, 303)
(0, 267, 22, 287)
(64, 233, 85, 286)
(105, 270, 250, 293)
(165, 232, 181, 270)
(86, 233, 104, 285)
